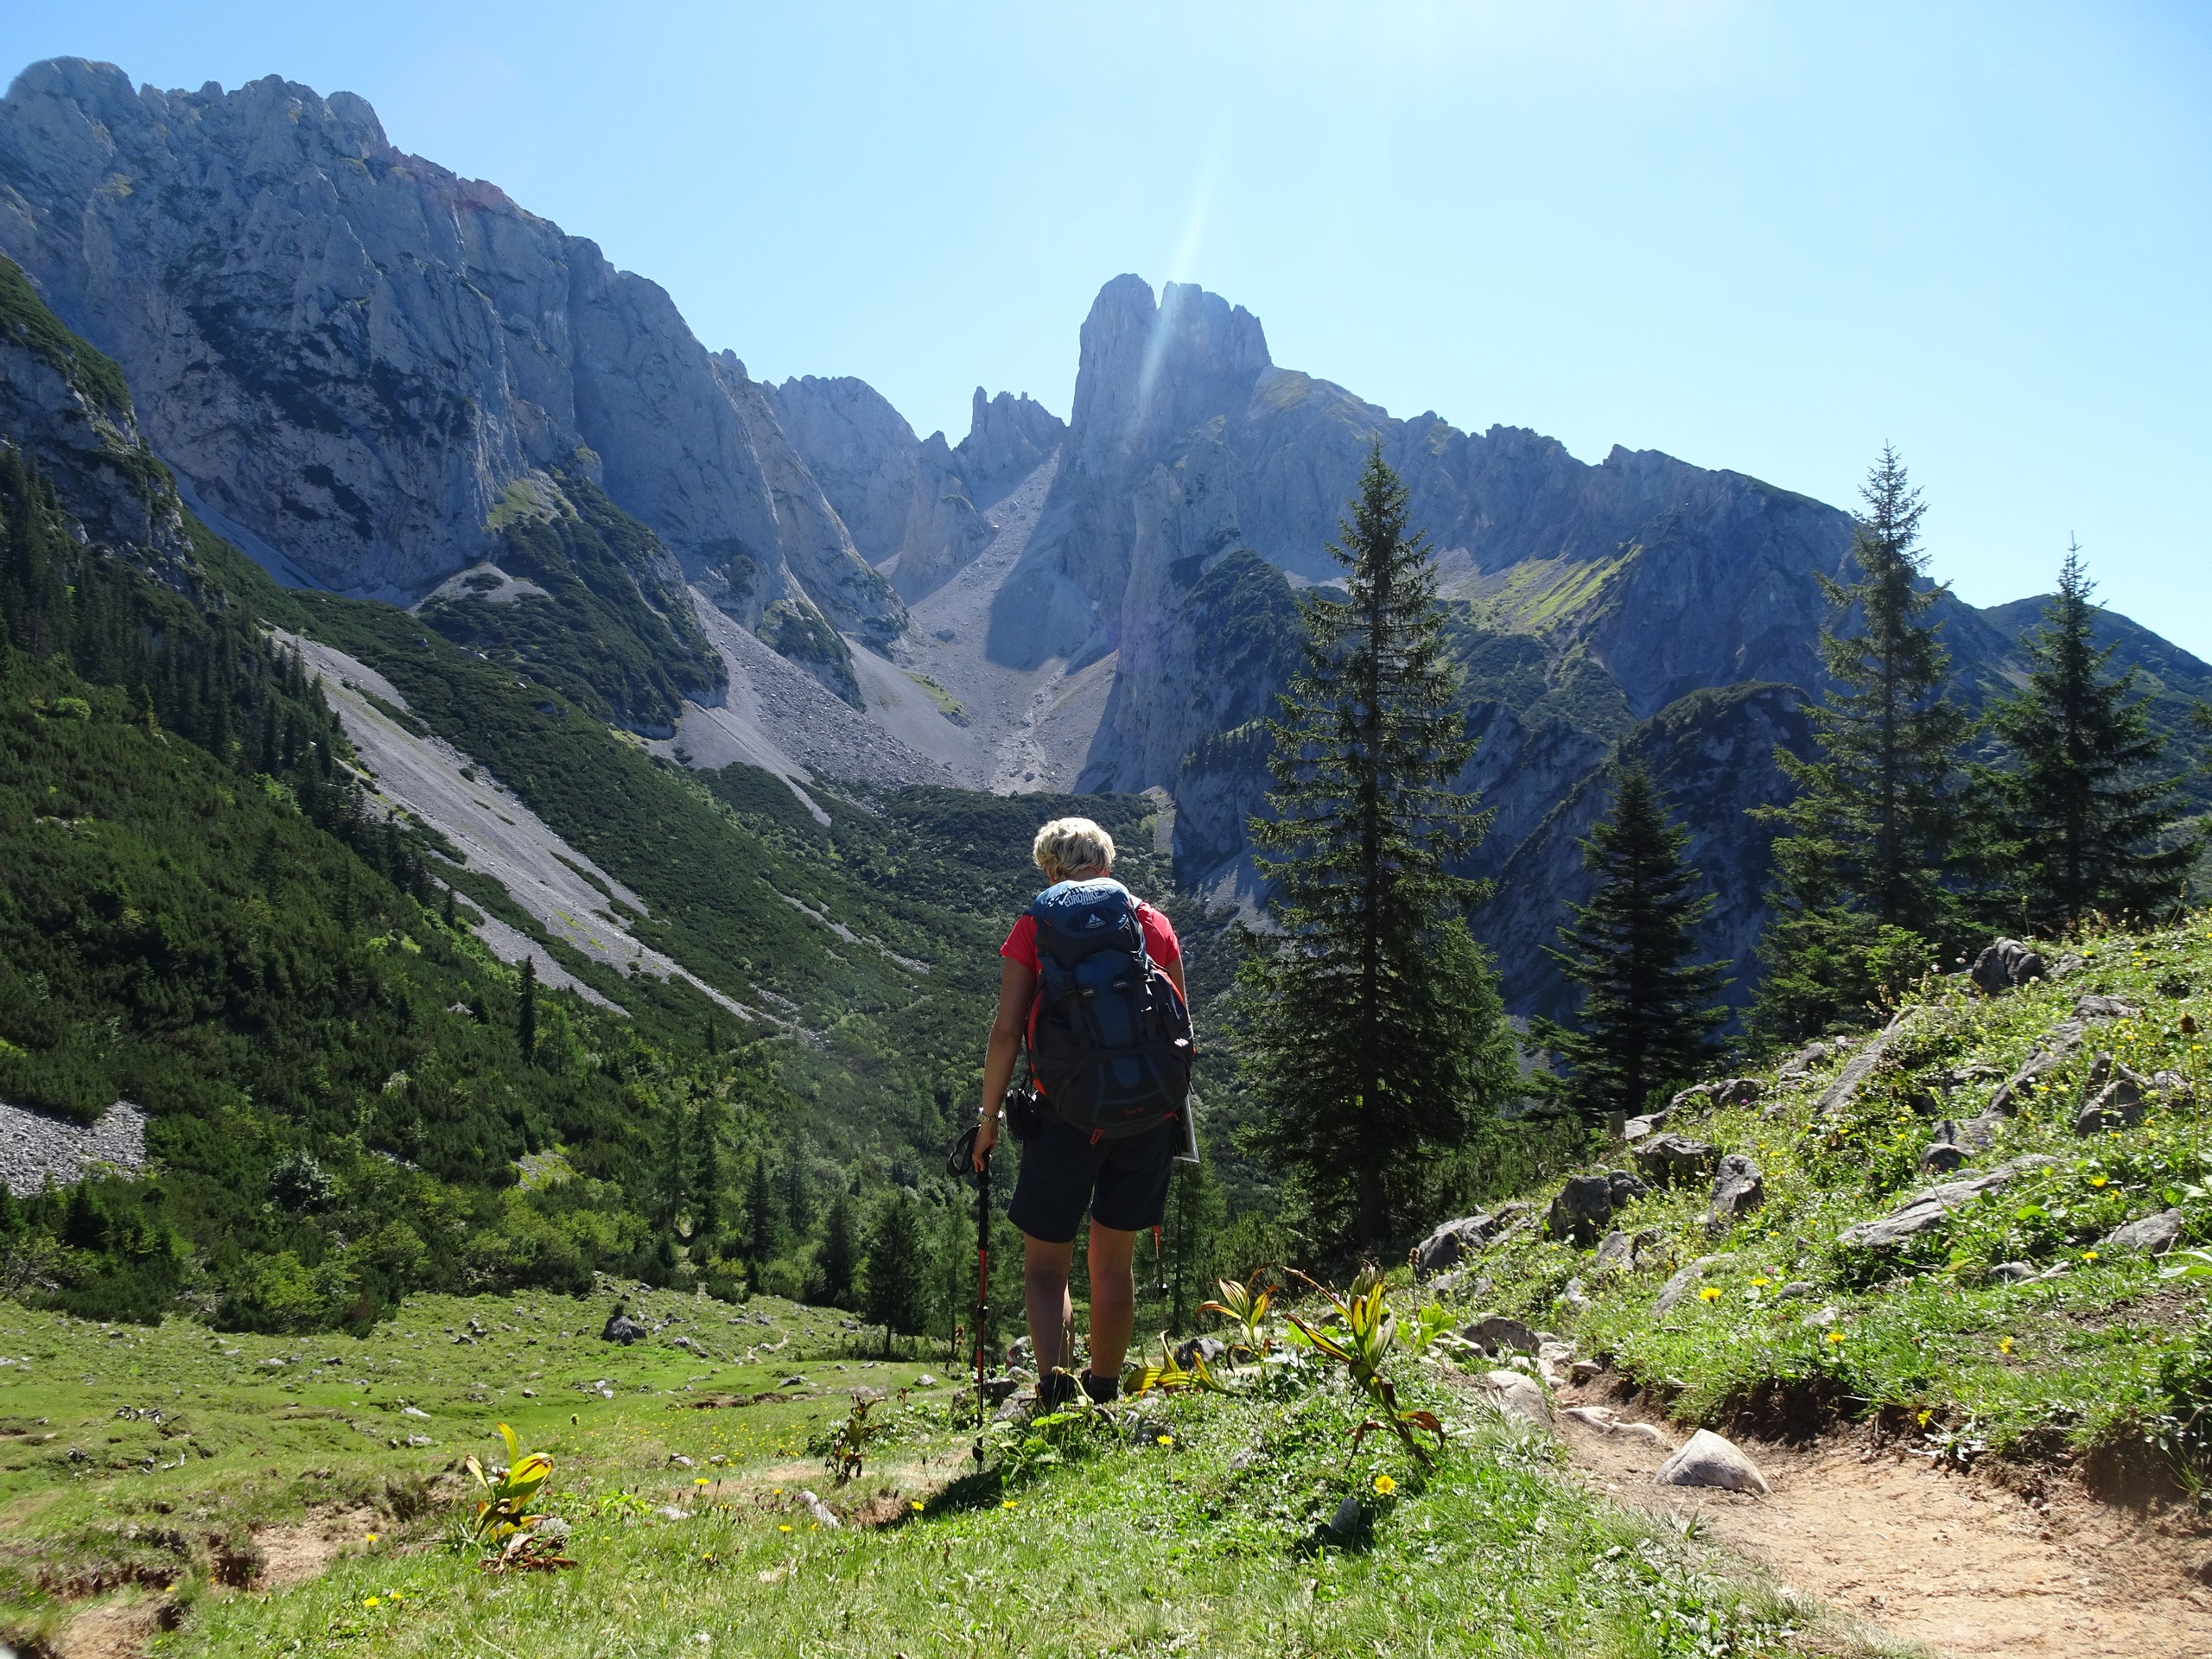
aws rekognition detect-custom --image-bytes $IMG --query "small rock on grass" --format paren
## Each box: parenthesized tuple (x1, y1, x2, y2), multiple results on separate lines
(1655, 1428, 1770, 1495)
(2101, 1209, 2185, 1255)
(1462, 1314, 1538, 1356)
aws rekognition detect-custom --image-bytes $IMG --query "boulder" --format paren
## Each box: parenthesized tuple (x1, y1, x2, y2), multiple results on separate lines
(1594, 1227, 1662, 1274)
(1777, 1037, 1852, 1081)
(1634, 1135, 1719, 1187)
(1985, 1261, 2037, 1284)
(1920, 1122, 1968, 1174)
(1461, 1315, 1539, 1357)
(2152, 1071, 2198, 1107)
(2074, 1073, 2145, 1136)
(1480, 1370, 1554, 1430)
(1708, 1154, 1765, 1224)
(1548, 1175, 1616, 1247)
(1607, 1169, 1650, 1209)
(601, 1307, 648, 1344)
(1621, 1112, 1666, 1144)
(1835, 1155, 2061, 1250)
(1656, 1429, 1770, 1495)
(1970, 938, 2047, 996)
(1173, 1335, 1230, 1370)
(1414, 1214, 1493, 1276)
(2101, 1209, 2185, 1255)
(1654, 1255, 1733, 1314)
(1986, 997, 2143, 1116)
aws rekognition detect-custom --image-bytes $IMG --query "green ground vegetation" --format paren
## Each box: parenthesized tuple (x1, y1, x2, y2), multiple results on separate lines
(0, 1274, 1869, 1658)
(1459, 911, 2212, 1489)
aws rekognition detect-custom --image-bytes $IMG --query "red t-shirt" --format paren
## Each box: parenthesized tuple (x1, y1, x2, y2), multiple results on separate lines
(1001, 899, 1181, 975)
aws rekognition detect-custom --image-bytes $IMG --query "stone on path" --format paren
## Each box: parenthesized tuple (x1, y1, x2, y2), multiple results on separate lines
(1480, 1370, 1553, 1430)
(1656, 1428, 1769, 1494)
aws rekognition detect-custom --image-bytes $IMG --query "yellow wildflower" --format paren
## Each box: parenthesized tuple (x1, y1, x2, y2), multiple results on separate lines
(778, 1524, 792, 1533)
(2089, 1175, 2107, 1188)
(910, 1500, 925, 1511)
(365, 1532, 379, 1544)
(1999, 1336, 2014, 1355)
(1156, 1434, 1173, 1447)
(1826, 1330, 1845, 1345)
(1699, 1286, 1722, 1303)
(1001, 1498, 1018, 1510)
(1373, 1473, 1396, 1495)
(363, 1597, 381, 1609)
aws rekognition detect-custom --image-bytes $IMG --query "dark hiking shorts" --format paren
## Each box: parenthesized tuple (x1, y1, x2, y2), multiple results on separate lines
(1007, 1116, 1176, 1243)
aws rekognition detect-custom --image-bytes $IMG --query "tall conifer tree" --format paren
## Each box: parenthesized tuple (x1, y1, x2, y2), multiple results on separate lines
(817, 1186, 859, 1309)
(1236, 446, 1516, 1249)
(1535, 764, 1729, 1126)
(1751, 448, 1968, 1046)
(861, 1192, 928, 1357)
(516, 956, 538, 1065)
(1980, 546, 2201, 931)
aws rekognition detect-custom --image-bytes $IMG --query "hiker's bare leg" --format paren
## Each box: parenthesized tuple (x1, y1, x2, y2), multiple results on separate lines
(1022, 1232, 1075, 1375)
(1085, 1222, 1138, 1379)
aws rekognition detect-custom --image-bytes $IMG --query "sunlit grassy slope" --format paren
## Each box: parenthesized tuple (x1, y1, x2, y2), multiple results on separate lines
(1, 1279, 1859, 1659)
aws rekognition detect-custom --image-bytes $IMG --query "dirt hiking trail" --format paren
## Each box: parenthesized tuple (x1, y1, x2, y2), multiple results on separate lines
(1558, 1384, 2212, 1657)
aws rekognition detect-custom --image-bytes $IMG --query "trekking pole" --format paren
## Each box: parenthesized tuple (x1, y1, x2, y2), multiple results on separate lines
(947, 1122, 993, 1459)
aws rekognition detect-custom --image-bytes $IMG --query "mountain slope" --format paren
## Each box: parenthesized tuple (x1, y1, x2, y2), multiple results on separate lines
(0, 57, 894, 701)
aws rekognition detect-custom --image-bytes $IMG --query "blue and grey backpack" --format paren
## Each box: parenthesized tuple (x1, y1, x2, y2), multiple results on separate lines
(1025, 879, 1194, 1139)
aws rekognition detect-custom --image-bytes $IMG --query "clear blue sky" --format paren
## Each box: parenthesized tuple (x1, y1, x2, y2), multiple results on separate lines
(10, 2, 2210, 653)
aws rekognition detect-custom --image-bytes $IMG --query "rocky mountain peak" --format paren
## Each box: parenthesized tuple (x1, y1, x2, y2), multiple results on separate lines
(1070, 275, 1271, 458)
(953, 387, 1066, 512)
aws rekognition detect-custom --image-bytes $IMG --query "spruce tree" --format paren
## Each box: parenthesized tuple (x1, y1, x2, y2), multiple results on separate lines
(1750, 447, 1969, 1046)
(1980, 546, 2202, 931)
(861, 1191, 928, 1357)
(690, 1090, 727, 1243)
(1235, 446, 1516, 1249)
(517, 956, 538, 1065)
(743, 1154, 783, 1270)
(817, 1185, 859, 1309)
(1535, 763, 1729, 1127)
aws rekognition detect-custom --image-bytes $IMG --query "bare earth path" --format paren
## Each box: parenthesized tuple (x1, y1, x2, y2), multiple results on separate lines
(1557, 1391, 2212, 1657)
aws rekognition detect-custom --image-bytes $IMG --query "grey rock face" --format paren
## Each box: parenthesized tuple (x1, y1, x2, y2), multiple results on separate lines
(1634, 1134, 1719, 1187)
(0, 59, 899, 670)
(1461, 1315, 1539, 1357)
(1595, 1227, 1662, 1274)
(1836, 1156, 2061, 1251)
(1708, 1154, 1765, 1224)
(1921, 1123, 1970, 1174)
(601, 1308, 647, 1344)
(1970, 938, 2047, 995)
(1414, 1214, 1494, 1277)
(1655, 1428, 1770, 1495)
(2075, 1069, 2147, 1136)
(1548, 1175, 1616, 1247)
(1815, 1007, 1921, 1117)
(2101, 1209, 2184, 1255)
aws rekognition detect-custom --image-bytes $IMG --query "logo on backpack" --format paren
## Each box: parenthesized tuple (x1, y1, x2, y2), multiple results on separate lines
(1025, 880, 1193, 1140)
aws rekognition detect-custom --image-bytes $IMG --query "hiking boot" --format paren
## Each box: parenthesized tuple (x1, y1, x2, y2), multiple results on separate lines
(1079, 1371, 1120, 1404)
(1035, 1370, 1077, 1409)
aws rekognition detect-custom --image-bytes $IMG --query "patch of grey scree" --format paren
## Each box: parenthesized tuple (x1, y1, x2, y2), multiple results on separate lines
(0, 1100, 148, 1196)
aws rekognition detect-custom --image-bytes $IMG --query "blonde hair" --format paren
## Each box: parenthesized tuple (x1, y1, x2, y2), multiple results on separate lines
(1032, 817, 1116, 882)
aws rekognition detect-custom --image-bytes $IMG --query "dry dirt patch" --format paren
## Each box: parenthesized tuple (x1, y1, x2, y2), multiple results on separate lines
(249, 1503, 382, 1590)
(1558, 1390, 2212, 1657)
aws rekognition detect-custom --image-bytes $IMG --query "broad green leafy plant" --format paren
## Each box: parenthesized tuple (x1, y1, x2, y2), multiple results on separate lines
(461, 1423, 575, 1572)
(1201, 1273, 1278, 1357)
(1282, 1269, 1446, 1467)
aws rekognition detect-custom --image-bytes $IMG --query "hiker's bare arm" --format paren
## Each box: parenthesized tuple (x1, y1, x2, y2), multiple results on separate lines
(1165, 958, 1185, 998)
(975, 957, 1036, 1167)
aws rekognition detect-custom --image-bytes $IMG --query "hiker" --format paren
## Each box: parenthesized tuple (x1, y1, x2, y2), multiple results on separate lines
(973, 817, 1192, 1407)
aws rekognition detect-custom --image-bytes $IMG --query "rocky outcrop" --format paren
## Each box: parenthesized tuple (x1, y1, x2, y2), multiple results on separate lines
(0, 1100, 147, 1196)
(1971, 938, 2046, 995)
(0, 59, 899, 688)
(1836, 1155, 2060, 1251)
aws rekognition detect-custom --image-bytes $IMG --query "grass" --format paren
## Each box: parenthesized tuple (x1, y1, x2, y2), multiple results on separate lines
(1457, 911, 2212, 1486)
(0, 1278, 1866, 1659)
